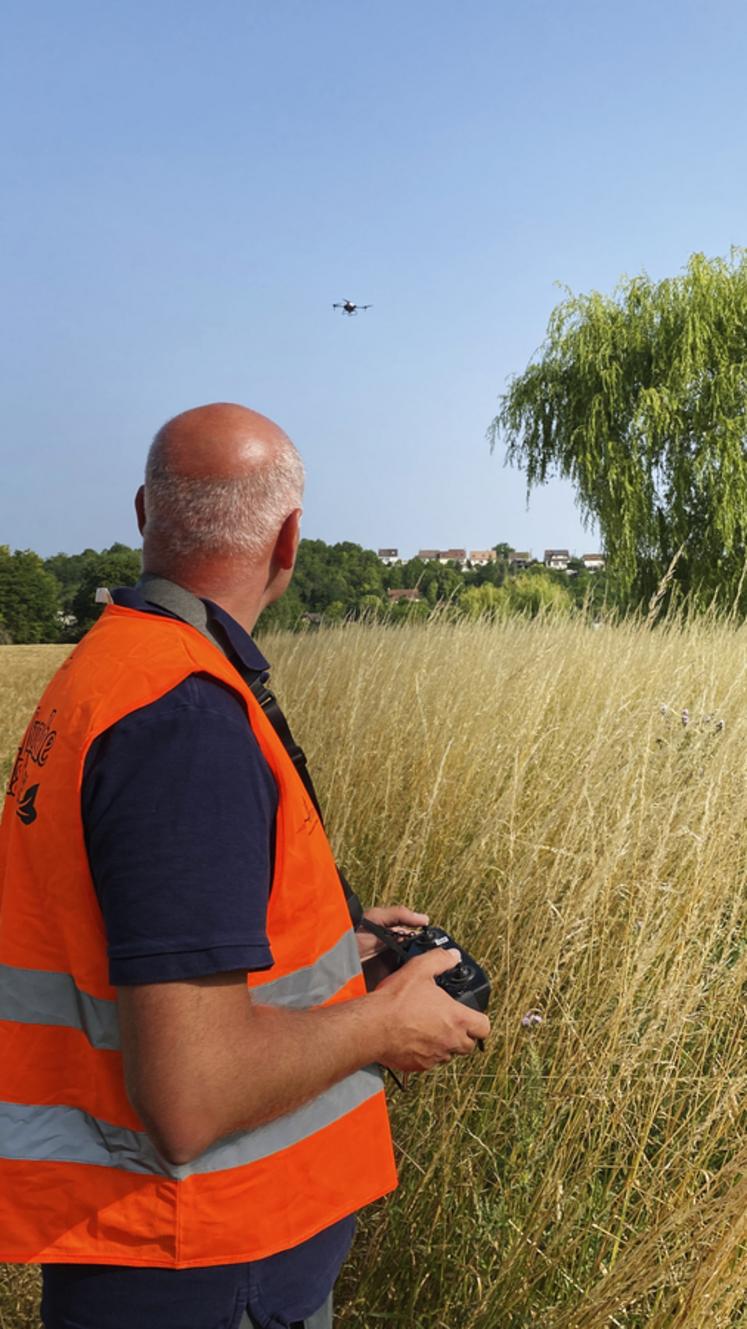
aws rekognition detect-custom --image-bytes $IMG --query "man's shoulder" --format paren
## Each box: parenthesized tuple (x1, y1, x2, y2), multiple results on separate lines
(82, 671, 278, 844)
(76, 672, 251, 747)
(139, 672, 250, 726)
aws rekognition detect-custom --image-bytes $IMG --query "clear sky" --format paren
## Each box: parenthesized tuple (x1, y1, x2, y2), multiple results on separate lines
(2, 0, 746, 560)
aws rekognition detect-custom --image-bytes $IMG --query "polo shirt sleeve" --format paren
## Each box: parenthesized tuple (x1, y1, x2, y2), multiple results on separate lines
(82, 673, 277, 985)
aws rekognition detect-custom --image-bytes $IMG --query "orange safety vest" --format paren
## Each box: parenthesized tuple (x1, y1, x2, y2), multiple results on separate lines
(0, 604, 397, 1267)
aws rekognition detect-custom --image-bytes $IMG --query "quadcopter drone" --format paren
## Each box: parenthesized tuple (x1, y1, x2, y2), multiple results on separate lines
(333, 299, 372, 316)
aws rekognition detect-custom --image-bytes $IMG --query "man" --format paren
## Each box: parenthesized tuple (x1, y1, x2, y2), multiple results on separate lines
(0, 403, 490, 1329)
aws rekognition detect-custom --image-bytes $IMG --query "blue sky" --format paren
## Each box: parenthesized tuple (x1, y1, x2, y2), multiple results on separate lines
(2, 0, 746, 560)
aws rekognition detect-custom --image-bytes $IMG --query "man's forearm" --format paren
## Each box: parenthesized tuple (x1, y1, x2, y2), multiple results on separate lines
(185, 996, 388, 1158)
(121, 981, 389, 1165)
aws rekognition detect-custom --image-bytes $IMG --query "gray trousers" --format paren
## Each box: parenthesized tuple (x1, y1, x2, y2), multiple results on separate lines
(238, 1291, 332, 1329)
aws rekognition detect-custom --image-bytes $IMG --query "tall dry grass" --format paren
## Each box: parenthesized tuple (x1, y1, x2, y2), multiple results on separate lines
(2, 618, 747, 1326)
(0, 648, 69, 790)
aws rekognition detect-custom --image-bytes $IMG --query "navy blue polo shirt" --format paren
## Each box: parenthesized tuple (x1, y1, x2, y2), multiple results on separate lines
(41, 586, 354, 1329)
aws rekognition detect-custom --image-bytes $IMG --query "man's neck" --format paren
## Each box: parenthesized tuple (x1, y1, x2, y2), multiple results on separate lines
(140, 560, 268, 635)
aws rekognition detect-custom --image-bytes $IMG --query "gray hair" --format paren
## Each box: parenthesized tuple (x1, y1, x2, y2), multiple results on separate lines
(144, 436, 305, 561)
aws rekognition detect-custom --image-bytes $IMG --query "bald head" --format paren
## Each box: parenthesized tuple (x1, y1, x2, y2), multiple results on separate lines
(142, 403, 304, 573)
(152, 403, 295, 481)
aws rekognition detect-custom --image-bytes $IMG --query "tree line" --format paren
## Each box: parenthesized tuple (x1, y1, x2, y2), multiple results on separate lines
(0, 540, 617, 644)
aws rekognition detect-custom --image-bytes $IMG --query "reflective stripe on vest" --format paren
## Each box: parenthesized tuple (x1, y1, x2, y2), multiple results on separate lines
(0, 930, 362, 1051)
(250, 930, 361, 1008)
(0, 965, 119, 1050)
(0, 1065, 383, 1179)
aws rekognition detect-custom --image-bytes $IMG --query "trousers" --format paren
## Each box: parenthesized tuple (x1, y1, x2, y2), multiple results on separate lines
(239, 1292, 333, 1329)
(41, 1268, 335, 1329)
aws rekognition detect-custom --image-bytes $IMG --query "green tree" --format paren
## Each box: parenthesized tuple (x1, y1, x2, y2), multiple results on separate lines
(418, 562, 463, 606)
(507, 571, 573, 617)
(458, 583, 509, 620)
(44, 548, 98, 617)
(0, 547, 61, 643)
(255, 584, 305, 632)
(399, 557, 427, 590)
(357, 593, 384, 619)
(71, 545, 141, 638)
(491, 251, 747, 609)
(292, 540, 382, 615)
(386, 597, 430, 623)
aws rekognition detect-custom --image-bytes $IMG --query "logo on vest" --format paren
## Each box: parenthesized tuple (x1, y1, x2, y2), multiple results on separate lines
(7, 706, 58, 825)
(16, 784, 39, 825)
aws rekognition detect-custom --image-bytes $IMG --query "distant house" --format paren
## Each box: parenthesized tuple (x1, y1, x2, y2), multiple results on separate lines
(509, 551, 532, 569)
(544, 549, 571, 571)
(417, 549, 441, 562)
(581, 553, 606, 571)
(387, 589, 423, 602)
(469, 550, 497, 566)
(377, 548, 399, 564)
(439, 548, 467, 566)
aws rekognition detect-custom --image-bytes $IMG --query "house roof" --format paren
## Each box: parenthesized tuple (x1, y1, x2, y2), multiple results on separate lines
(387, 588, 422, 601)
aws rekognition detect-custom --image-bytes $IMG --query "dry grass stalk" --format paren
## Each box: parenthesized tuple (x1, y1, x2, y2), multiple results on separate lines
(645, 545, 685, 627)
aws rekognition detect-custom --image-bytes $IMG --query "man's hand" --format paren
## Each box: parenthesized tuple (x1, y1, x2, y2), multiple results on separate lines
(370, 947, 491, 1073)
(356, 904, 430, 961)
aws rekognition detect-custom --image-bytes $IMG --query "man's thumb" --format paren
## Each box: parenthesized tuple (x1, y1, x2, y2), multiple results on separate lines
(420, 946, 461, 974)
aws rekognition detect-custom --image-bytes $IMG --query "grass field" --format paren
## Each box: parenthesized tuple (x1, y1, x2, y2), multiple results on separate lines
(2, 617, 747, 1327)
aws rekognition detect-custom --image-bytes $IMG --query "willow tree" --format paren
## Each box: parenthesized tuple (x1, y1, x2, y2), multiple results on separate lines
(491, 251, 747, 609)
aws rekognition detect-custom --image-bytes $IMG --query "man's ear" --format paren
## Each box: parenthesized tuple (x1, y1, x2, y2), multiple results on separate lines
(135, 486, 146, 536)
(274, 509, 302, 571)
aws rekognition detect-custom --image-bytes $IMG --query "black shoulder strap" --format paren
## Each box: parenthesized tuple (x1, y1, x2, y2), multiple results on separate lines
(246, 673, 364, 929)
